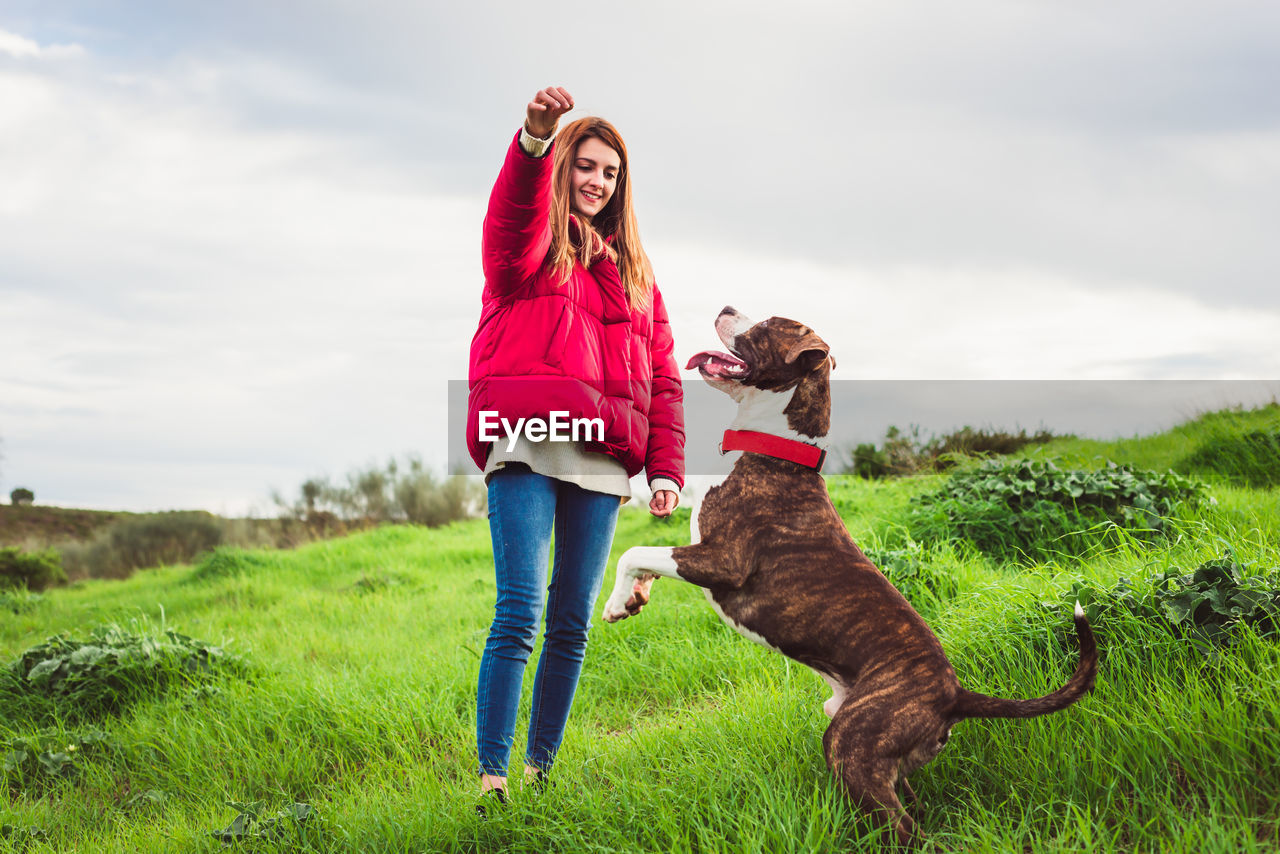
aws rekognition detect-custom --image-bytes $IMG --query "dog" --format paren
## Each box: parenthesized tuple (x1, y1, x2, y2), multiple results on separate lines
(602, 306, 1097, 848)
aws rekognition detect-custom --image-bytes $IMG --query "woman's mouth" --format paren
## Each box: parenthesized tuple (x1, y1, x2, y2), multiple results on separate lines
(581, 189, 602, 204)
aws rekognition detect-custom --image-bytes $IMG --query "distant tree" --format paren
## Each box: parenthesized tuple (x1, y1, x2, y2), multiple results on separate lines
(274, 456, 483, 527)
(300, 478, 324, 514)
(349, 465, 393, 519)
(11, 487, 34, 506)
(272, 476, 331, 521)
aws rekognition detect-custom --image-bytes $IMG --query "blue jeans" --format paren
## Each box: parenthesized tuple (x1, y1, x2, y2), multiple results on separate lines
(476, 464, 620, 776)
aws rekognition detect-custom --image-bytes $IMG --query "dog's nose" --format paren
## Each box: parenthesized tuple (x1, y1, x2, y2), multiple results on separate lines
(718, 306, 738, 318)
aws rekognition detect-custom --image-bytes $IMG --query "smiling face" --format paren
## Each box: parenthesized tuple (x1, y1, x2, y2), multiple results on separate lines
(570, 136, 620, 223)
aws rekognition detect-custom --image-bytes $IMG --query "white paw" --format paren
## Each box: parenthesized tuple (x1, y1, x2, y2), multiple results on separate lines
(602, 594, 631, 624)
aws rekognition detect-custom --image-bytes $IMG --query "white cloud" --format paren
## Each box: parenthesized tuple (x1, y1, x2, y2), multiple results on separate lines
(651, 243, 1280, 381)
(0, 28, 84, 60)
(2, 6, 1279, 512)
(1163, 130, 1280, 185)
(0, 53, 480, 512)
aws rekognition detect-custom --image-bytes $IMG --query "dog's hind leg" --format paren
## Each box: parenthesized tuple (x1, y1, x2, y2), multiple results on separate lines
(824, 701, 919, 849)
(828, 755, 916, 849)
(899, 776, 918, 807)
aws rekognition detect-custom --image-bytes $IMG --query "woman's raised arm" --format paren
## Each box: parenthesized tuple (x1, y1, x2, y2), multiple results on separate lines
(481, 86, 576, 299)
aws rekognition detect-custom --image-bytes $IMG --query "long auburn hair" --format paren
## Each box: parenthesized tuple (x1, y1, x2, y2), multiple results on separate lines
(546, 116, 654, 311)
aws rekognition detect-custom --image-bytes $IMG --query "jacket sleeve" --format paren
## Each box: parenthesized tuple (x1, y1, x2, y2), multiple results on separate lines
(644, 286, 686, 489)
(481, 130, 554, 300)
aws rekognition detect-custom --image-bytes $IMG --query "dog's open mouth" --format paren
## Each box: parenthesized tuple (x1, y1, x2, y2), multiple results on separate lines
(686, 350, 750, 379)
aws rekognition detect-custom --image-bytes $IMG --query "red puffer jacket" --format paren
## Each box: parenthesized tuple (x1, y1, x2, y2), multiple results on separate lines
(466, 130, 685, 485)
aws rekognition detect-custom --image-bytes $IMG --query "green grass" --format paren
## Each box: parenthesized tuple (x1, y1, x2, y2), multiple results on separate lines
(1025, 402, 1280, 476)
(3, 418, 1280, 851)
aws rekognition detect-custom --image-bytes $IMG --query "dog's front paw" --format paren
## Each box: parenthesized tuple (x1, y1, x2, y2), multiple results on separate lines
(602, 592, 632, 624)
(630, 573, 655, 611)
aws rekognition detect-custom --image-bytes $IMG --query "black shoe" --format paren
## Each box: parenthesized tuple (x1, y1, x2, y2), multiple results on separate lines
(525, 767, 550, 793)
(475, 787, 506, 819)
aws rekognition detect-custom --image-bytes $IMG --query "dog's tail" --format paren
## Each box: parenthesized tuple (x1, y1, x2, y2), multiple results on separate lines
(952, 603, 1097, 720)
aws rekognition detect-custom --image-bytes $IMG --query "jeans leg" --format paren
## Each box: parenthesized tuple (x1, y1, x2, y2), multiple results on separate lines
(526, 482, 620, 771)
(476, 465, 557, 776)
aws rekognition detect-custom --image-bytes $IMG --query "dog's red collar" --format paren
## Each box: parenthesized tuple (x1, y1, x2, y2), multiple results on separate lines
(720, 430, 827, 470)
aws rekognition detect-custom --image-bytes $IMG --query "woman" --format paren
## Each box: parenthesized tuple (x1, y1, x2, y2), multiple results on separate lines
(466, 85, 685, 804)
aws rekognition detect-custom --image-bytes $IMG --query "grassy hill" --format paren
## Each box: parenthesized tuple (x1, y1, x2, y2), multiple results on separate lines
(0, 505, 125, 548)
(1025, 401, 1280, 480)
(2, 410, 1278, 852)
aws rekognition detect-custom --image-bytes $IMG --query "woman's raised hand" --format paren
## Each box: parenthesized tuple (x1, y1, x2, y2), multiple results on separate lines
(525, 86, 575, 139)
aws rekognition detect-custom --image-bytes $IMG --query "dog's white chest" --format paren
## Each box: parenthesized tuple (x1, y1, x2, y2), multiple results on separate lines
(703, 588, 780, 653)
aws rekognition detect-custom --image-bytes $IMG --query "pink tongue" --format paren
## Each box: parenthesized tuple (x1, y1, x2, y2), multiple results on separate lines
(686, 350, 747, 376)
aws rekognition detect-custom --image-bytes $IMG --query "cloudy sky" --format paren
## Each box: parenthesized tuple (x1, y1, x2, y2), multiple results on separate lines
(2, 1, 1279, 514)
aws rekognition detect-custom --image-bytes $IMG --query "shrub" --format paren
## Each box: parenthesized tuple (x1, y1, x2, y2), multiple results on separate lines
(395, 464, 485, 526)
(210, 802, 318, 845)
(60, 511, 224, 579)
(881, 425, 935, 477)
(9, 487, 34, 506)
(1, 589, 45, 614)
(933, 425, 1060, 458)
(1056, 552, 1280, 654)
(840, 425, 1062, 479)
(907, 459, 1204, 562)
(862, 539, 958, 617)
(848, 442, 889, 479)
(0, 547, 67, 591)
(1177, 429, 1280, 489)
(274, 456, 484, 526)
(2, 622, 245, 723)
(189, 546, 272, 583)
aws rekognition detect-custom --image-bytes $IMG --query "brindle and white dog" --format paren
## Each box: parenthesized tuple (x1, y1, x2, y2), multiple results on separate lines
(603, 307, 1097, 848)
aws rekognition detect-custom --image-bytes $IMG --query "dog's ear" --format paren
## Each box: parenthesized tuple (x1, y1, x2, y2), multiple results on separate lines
(785, 334, 830, 372)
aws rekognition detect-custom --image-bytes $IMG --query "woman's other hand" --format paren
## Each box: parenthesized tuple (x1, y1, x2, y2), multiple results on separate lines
(525, 86, 575, 139)
(649, 489, 678, 518)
